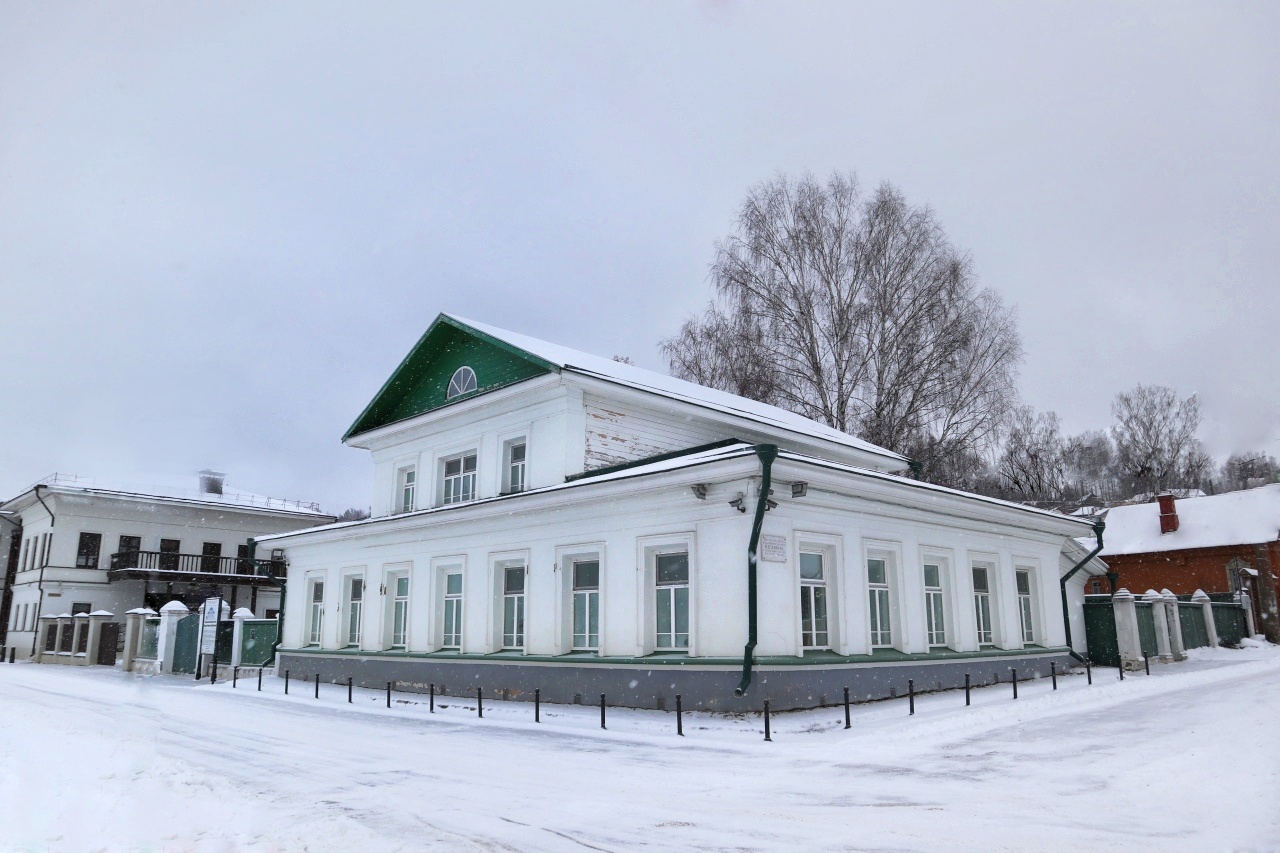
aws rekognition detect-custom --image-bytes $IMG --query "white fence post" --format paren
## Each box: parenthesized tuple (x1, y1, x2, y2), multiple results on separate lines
(1192, 590, 1218, 647)
(231, 608, 255, 667)
(1162, 589, 1187, 661)
(157, 601, 190, 674)
(1144, 590, 1172, 663)
(1112, 588, 1142, 671)
(1238, 591, 1257, 636)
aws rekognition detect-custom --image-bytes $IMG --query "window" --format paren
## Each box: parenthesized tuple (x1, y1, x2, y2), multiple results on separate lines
(655, 552, 690, 650)
(398, 466, 416, 514)
(1089, 578, 1104, 594)
(346, 577, 364, 646)
(799, 551, 828, 649)
(443, 572, 463, 648)
(71, 602, 92, 615)
(446, 366, 477, 399)
(159, 539, 180, 571)
(391, 576, 409, 649)
(972, 566, 994, 645)
(237, 543, 252, 573)
(924, 563, 946, 647)
(38, 533, 49, 567)
(505, 440, 527, 494)
(442, 454, 477, 505)
(1016, 569, 1034, 643)
(572, 559, 600, 651)
(867, 557, 892, 647)
(119, 535, 141, 559)
(201, 542, 222, 573)
(501, 563, 526, 650)
(19, 538, 29, 572)
(308, 580, 325, 645)
(76, 533, 102, 569)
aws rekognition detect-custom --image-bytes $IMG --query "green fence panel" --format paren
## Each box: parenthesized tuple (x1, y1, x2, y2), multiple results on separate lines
(1083, 598, 1120, 667)
(138, 618, 160, 660)
(172, 614, 199, 674)
(239, 620, 278, 667)
(1179, 603, 1210, 650)
(1212, 603, 1248, 646)
(215, 621, 235, 662)
(1135, 603, 1158, 658)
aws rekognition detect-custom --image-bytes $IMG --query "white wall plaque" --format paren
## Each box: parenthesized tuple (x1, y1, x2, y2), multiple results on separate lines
(760, 535, 788, 563)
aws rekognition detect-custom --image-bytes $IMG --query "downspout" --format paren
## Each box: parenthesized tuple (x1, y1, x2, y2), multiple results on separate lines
(734, 444, 778, 697)
(1060, 519, 1105, 664)
(247, 538, 288, 660)
(29, 485, 56, 657)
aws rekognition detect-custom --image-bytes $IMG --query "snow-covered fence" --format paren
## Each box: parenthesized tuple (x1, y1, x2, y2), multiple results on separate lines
(31, 611, 116, 667)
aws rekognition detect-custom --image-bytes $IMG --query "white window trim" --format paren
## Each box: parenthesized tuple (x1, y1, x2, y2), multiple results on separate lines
(555, 543, 606, 655)
(920, 548, 958, 651)
(488, 550, 530, 654)
(341, 569, 366, 649)
(394, 462, 418, 515)
(862, 540, 905, 653)
(1013, 557, 1044, 647)
(636, 533, 696, 657)
(383, 563, 412, 650)
(794, 533, 841, 657)
(430, 555, 466, 652)
(501, 434, 529, 495)
(305, 573, 327, 648)
(437, 447, 480, 506)
(968, 553, 1004, 650)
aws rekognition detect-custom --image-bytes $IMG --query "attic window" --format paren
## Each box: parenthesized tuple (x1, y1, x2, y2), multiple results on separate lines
(447, 366, 478, 400)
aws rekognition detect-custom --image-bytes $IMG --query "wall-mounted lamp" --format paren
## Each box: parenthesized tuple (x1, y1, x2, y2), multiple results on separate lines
(728, 493, 747, 513)
(271, 549, 285, 560)
(791, 482, 808, 499)
(691, 484, 708, 500)
(765, 499, 778, 511)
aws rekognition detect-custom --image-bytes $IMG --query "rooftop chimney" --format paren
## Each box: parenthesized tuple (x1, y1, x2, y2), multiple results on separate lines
(198, 470, 226, 496)
(1157, 492, 1179, 534)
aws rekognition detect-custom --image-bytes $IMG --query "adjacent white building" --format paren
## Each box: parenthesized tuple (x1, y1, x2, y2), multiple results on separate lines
(261, 314, 1103, 709)
(1, 471, 334, 659)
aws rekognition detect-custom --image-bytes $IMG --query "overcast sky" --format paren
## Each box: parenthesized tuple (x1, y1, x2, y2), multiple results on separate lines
(1, 2, 1277, 512)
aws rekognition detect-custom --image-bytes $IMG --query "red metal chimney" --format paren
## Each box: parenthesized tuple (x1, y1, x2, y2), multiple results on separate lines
(1157, 493, 1179, 534)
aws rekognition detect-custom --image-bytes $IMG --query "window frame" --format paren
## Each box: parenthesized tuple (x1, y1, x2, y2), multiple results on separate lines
(446, 365, 478, 400)
(1014, 563, 1041, 646)
(919, 549, 956, 650)
(971, 560, 997, 646)
(503, 437, 528, 495)
(306, 576, 326, 647)
(638, 534, 696, 656)
(440, 451, 478, 506)
(76, 532, 103, 570)
(386, 569, 411, 650)
(498, 559, 527, 652)
(396, 464, 417, 514)
(343, 572, 365, 648)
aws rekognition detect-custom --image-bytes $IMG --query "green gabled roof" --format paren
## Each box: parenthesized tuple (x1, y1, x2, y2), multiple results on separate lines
(343, 315, 559, 441)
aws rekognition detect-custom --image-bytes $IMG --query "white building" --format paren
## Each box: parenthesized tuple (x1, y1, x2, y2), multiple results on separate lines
(1, 471, 334, 660)
(260, 314, 1104, 709)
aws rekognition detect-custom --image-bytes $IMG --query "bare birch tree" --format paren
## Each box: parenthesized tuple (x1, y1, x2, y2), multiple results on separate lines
(997, 407, 1067, 500)
(661, 172, 1021, 485)
(1110, 384, 1203, 496)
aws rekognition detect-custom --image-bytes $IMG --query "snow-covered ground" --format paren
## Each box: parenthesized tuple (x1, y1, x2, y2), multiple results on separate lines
(2, 645, 1278, 851)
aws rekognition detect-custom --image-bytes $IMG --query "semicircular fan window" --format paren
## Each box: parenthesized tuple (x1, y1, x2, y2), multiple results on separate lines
(447, 366, 478, 400)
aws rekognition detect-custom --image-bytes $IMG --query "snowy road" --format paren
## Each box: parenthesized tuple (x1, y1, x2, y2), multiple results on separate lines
(2, 646, 1279, 851)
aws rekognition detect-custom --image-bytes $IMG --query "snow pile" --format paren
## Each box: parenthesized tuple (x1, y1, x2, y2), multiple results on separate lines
(1100, 484, 1280, 555)
(2, 646, 1278, 851)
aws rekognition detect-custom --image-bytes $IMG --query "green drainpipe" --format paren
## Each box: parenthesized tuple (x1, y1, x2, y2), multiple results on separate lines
(734, 444, 779, 697)
(246, 538, 287, 661)
(1059, 519, 1105, 663)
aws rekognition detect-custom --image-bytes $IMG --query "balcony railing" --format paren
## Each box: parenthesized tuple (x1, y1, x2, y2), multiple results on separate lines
(109, 550, 284, 578)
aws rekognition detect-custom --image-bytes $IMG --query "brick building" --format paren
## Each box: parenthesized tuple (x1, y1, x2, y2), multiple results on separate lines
(1098, 485, 1280, 632)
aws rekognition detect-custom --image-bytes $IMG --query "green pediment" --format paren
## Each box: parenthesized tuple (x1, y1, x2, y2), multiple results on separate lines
(343, 315, 558, 440)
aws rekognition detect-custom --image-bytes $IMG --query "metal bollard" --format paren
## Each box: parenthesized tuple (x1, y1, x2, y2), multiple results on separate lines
(534, 688, 540, 723)
(314, 674, 319, 699)
(258, 668, 263, 691)
(1120, 663, 1125, 681)
(676, 694, 683, 737)
(1144, 655, 1151, 676)
(600, 694, 607, 730)
(429, 683, 434, 713)
(1011, 669, 1018, 700)
(233, 666, 238, 688)
(477, 687, 483, 718)
(1051, 661, 1057, 690)
(285, 670, 290, 694)
(386, 681, 391, 709)
(908, 680, 915, 715)
(348, 676, 353, 704)
(843, 686, 851, 730)
(763, 700, 772, 742)
(8, 648, 13, 664)
(211, 661, 217, 685)
(965, 673, 971, 706)
(1086, 660, 1092, 685)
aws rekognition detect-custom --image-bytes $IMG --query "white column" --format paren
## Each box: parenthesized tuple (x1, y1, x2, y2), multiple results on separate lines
(72, 614, 90, 664)
(1143, 590, 1172, 662)
(1192, 590, 1218, 647)
(1162, 590, 1187, 661)
(85, 611, 115, 666)
(1112, 589, 1142, 671)
(231, 607, 255, 666)
(157, 602, 190, 673)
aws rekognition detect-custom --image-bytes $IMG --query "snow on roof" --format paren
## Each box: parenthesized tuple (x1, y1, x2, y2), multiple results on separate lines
(1101, 485, 1280, 556)
(451, 315, 909, 467)
(20, 473, 330, 517)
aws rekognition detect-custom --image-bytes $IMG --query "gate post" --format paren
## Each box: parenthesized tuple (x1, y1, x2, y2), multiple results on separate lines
(1193, 590, 1218, 647)
(1143, 590, 1172, 663)
(157, 601, 190, 673)
(1112, 589, 1143, 671)
(122, 608, 155, 672)
(85, 611, 115, 665)
(1162, 590, 1187, 661)
(1237, 590, 1257, 637)
(230, 608, 255, 667)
